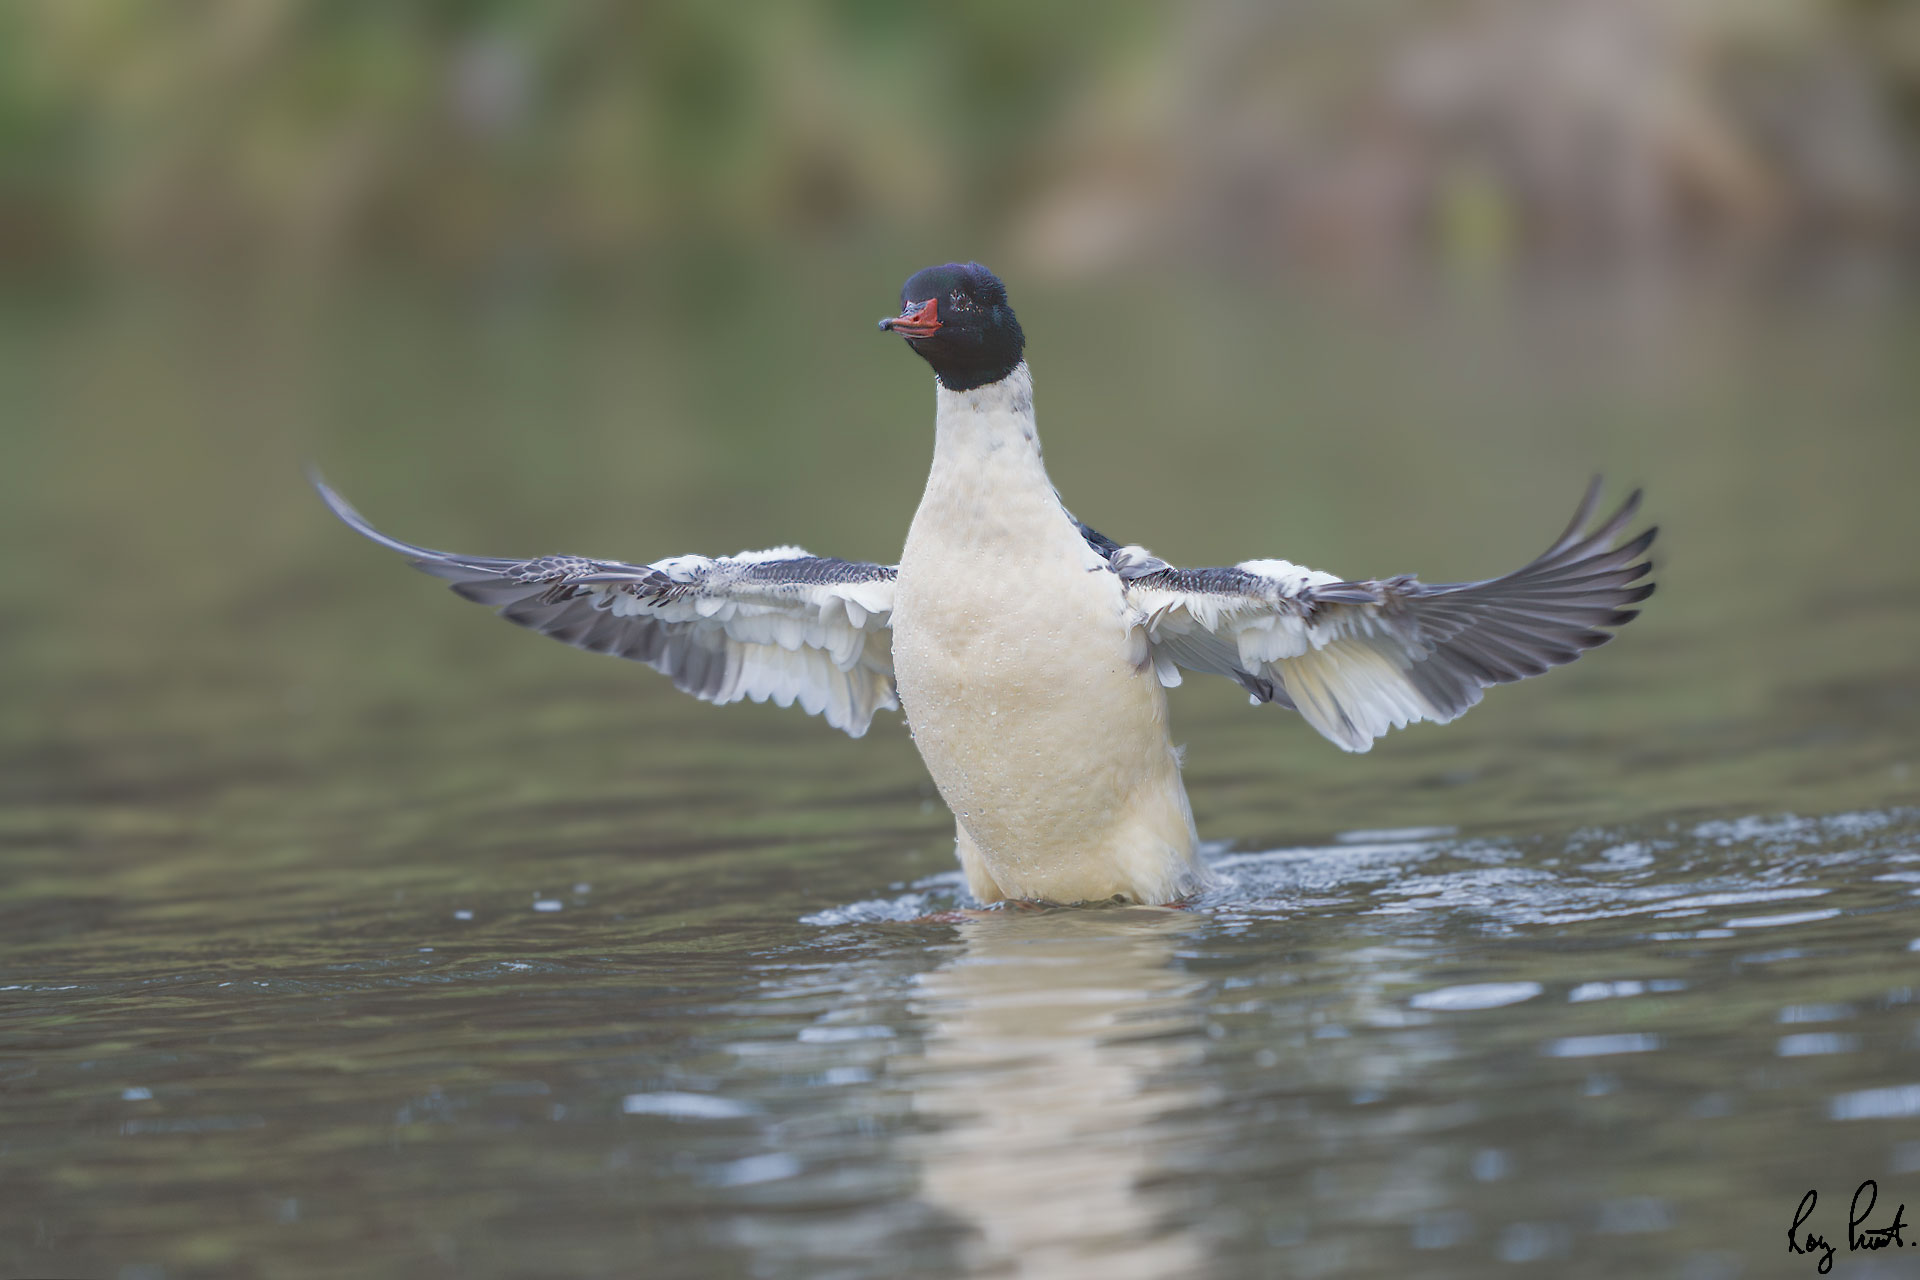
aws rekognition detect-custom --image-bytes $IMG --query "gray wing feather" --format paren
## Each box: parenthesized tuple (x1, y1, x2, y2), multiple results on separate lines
(1112, 479, 1655, 750)
(312, 472, 899, 737)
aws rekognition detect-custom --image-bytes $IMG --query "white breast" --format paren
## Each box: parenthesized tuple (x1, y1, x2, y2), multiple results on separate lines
(891, 365, 1204, 904)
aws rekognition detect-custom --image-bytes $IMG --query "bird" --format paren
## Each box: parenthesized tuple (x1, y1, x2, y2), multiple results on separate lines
(313, 261, 1655, 907)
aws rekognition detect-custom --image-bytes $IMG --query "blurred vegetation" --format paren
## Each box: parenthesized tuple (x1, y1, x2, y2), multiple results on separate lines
(0, 0, 1913, 282)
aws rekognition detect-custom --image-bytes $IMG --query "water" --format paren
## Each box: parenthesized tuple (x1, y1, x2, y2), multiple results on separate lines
(4, 266, 1918, 1278)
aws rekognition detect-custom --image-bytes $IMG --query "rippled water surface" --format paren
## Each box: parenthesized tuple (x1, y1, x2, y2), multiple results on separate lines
(4, 271, 1918, 1278)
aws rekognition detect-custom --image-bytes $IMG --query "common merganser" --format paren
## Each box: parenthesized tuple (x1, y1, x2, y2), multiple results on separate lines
(314, 262, 1655, 906)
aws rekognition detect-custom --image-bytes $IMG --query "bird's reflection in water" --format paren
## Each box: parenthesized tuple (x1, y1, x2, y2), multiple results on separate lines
(895, 908, 1212, 1279)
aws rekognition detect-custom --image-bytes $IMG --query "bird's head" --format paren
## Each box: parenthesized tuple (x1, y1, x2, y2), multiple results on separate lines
(879, 262, 1025, 392)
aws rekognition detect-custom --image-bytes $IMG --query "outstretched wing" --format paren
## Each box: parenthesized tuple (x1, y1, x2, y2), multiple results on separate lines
(313, 473, 899, 737)
(1108, 481, 1656, 752)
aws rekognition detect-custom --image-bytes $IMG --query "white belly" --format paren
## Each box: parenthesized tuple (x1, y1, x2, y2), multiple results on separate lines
(892, 370, 1202, 904)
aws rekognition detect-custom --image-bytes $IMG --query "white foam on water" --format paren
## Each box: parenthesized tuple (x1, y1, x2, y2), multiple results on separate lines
(1725, 908, 1841, 929)
(795, 807, 1915, 937)
(621, 1092, 756, 1121)
(800, 893, 944, 926)
(1336, 825, 1457, 844)
(1542, 1033, 1661, 1058)
(708, 1152, 800, 1186)
(1778, 1033, 1859, 1056)
(1409, 982, 1542, 1011)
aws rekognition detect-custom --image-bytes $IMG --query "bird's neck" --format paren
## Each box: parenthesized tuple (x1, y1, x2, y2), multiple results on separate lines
(909, 361, 1084, 562)
(930, 361, 1042, 473)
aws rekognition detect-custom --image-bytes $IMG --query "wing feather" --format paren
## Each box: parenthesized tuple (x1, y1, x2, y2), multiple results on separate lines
(312, 472, 898, 737)
(1113, 481, 1656, 751)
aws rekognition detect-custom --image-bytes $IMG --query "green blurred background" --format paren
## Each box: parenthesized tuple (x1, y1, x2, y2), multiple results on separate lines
(3, 0, 1915, 276)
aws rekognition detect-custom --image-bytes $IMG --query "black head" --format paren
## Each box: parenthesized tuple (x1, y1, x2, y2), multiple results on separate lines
(878, 262, 1025, 391)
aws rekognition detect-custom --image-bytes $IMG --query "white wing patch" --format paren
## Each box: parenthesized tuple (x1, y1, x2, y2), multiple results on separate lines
(585, 560, 898, 734)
